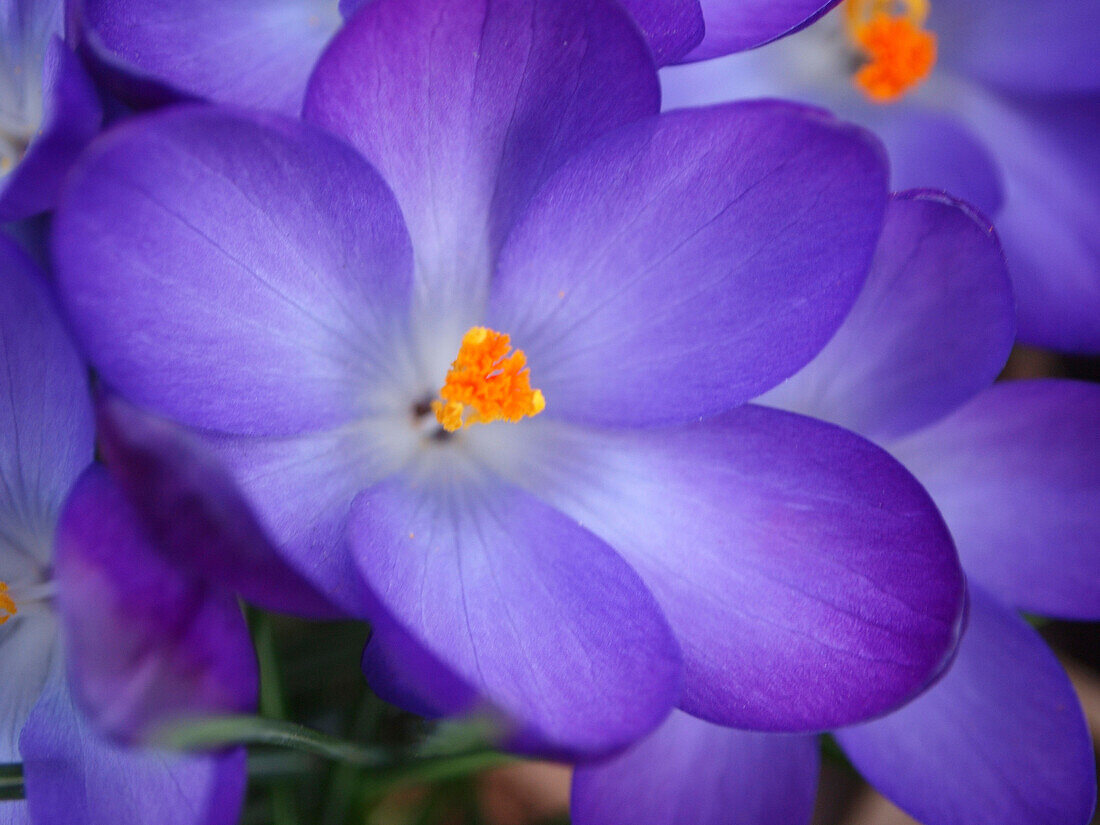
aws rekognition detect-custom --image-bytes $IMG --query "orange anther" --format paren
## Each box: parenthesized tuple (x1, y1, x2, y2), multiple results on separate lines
(845, 1, 937, 103)
(432, 327, 545, 432)
(0, 582, 16, 626)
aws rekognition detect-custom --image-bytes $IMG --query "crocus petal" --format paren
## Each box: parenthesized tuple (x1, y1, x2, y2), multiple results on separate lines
(0, 234, 93, 569)
(573, 711, 818, 825)
(760, 191, 1015, 442)
(489, 101, 887, 428)
(660, 33, 812, 110)
(21, 680, 246, 825)
(0, 614, 60, 763)
(953, 89, 1100, 353)
(55, 468, 258, 744)
(54, 105, 414, 436)
(932, 1, 1100, 94)
(837, 585, 1096, 825)
(338, 0, 366, 17)
(0, 38, 102, 221)
(618, 0, 704, 65)
(864, 106, 1005, 219)
(889, 380, 1100, 620)
(210, 428, 382, 616)
(74, 0, 343, 115)
(662, 58, 1005, 220)
(0, 801, 29, 825)
(684, 0, 840, 61)
(361, 623, 479, 720)
(0, 0, 62, 74)
(485, 406, 964, 730)
(347, 478, 681, 757)
(95, 396, 338, 618)
(304, 0, 658, 329)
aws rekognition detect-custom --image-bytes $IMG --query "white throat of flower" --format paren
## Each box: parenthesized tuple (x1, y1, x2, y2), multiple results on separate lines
(0, 523, 56, 625)
(352, 310, 547, 493)
(0, 8, 57, 176)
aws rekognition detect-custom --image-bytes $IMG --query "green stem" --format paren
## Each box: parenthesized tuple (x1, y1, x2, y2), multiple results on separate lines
(161, 714, 390, 766)
(247, 750, 318, 781)
(250, 611, 298, 825)
(0, 764, 24, 800)
(322, 695, 381, 825)
(161, 713, 512, 781)
(253, 612, 288, 719)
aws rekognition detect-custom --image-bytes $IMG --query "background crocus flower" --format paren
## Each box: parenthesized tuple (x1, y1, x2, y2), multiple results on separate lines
(662, 1, 1100, 353)
(53, 0, 966, 760)
(70, 0, 842, 112)
(571, 192, 1099, 825)
(0, 234, 251, 825)
(0, 0, 100, 219)
(54, 392, 350, 748)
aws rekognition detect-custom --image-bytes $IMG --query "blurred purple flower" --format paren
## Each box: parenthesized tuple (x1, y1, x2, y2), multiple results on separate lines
(54, 394, 322, 747)
(0, 0, 100, 219)
(0, 235, 250, 825)
(54, 0, 966, 759)
(572, 192, 1099, 825)
(663, 1, 1100, 352)
(69, 0, 843, 112)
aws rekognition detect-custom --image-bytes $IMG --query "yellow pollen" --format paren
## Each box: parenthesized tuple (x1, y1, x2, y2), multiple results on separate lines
(0, 582, 16, 626)
(432, 327, 545, 433)
(845, 0, 937, 103)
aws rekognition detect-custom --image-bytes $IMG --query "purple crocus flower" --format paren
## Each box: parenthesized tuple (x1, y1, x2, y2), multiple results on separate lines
(0, 0, 100, 220)
(662, 1, 1100, 353)
(0, 235, 255, 824)
(54, 391, 342, 746)
(571, 192, 1099, 825)
(53, 0, 967, 758)
(70, 0, 842, 112)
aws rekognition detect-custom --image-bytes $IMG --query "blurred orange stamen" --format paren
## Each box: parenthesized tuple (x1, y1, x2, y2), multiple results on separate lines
(846, 0, 937, 102)
(0, 582, 16, 625)
(432, 327, 545, 433)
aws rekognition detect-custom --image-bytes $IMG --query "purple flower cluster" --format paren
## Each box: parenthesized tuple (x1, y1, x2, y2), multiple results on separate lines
(0, 1, 1096, 824)
(663, 0, 1100, 352)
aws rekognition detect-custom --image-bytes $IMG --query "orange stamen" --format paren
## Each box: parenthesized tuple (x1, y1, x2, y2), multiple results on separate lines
(0, 582, 16, 626)
(432, 327, 545, 433)
(846, 0, 937, 103)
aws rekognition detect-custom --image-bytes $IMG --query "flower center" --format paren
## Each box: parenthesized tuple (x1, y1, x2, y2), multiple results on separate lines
(431, 327, 545, 433)
(0, 582, 16, 625)
(845, 0, 936, 102)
